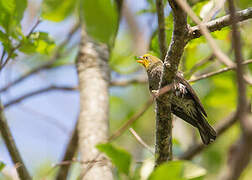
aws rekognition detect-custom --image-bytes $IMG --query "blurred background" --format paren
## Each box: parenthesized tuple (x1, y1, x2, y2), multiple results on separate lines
(0, 0, 252, 179)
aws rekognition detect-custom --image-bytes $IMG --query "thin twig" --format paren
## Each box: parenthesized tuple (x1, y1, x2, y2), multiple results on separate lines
(220, 1, 252, 179)
(0, 101, 31, 180)
(108, 98, 153, 141)
(175, 0, 235, 67)
(156, 0, 167, 59)
(79, 98, 153, 179)
(129, 128, 154, 155)
(189, 59, 252, 82)
(202, 0, 226, 23)
(185, 54, 215, 78)
(56, 122, 79, 180)
(110, 77, 147, 87)
(26, 19, 42, 38)
(179, 110, 238, 160)
(189, 7, 252, 40)
(4, 60, 252, 110)
(0, 22, 80, 93)
(0, 51, 6, 67)
(4, 86, 77, 108)
(0, 20, 41, 71)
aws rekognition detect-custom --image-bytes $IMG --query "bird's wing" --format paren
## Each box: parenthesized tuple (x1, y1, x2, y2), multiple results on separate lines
(175, 74, 208, 117)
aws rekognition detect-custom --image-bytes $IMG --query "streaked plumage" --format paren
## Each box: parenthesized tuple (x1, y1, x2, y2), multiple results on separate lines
(137, 54, 216, 145)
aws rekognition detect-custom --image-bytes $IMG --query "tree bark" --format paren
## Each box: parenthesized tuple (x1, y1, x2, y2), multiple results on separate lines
(76, 28, 112, 180)
(154, 0, 188, 167)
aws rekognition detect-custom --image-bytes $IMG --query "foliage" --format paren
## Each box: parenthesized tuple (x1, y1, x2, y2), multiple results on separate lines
(96, 143, 132, 175)
(149, 161, 206, 180)
(0, 0, 252, 179)
(42, 0, 77, 22)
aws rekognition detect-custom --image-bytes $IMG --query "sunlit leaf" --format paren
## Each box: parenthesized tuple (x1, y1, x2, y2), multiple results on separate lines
(80, 0, 118, 44)
(42, 0, 77, 22)
(148, 161, 185, 180)
(150, 13, 173, 58)
(0, 0, 27, 36)
(0, 162, 5, 172)
(96, 143, 132, 175)
(148, 161, 206, 180)
(184, 161, 206, 180)
(188, 0, 209, 26)
(20, 32, 55, 55)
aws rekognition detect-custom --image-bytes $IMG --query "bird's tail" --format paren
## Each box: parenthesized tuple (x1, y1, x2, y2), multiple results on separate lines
(197, 116, 217, 145)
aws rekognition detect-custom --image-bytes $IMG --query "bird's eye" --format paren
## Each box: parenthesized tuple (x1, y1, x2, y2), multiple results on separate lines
(145, 56, 149, 60)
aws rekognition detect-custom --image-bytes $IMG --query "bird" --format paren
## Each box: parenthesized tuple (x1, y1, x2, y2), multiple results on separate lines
(136, 54, 216, 145)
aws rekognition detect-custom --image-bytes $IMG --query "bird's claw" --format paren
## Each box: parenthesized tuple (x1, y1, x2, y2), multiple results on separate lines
(164, 62, 171, 68)
(151, 90, 159, 98)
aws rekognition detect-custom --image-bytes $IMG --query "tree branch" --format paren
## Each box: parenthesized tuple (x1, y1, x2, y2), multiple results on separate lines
(189, 8, 252, 40)
(129, 128, 154, 155)
(176, 0, 235, 67)
(156, 0, 167, 59)
(56, 122, 78, 180)
(4, 86, 77, 108)
(110, 77, 147, 87)
(220, 1, 252, 179)
(0, 22, 80, 93)
(0, 19, 41, 71)
(155, 0, 188, 166)
(108, 98, 153, 141)
(189, 59, 252, 83)
(0, 101, 31, 180)
(185, 54, 215, 78)
(4, 58, 252, 110)
(179, 111, 238, 160)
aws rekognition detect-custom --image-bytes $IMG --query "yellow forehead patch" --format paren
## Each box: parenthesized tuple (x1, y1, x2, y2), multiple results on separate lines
(143, 54, 152, 58)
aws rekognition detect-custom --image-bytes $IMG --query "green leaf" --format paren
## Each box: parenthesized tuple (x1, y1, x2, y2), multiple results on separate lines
(80, 0, 118, 44)
(150, 13, 173, 58)
(184, 161, 206, 180)
(0, 30, 13, 53)
(41, 0, 77, 22)
(148, 161, 185, 180)
(0, 0, 27, 36)
(20, 32, 55, 55)
(0, 162, 5, 172)
(148, 161, 206, 180)
(188, 1, 209, 26)
(109, 33, 139, 74)
(96, 143, 131, 175)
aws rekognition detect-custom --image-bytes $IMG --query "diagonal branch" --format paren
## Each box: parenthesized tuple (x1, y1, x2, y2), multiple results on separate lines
(189, 59, 252, 82)
(175, 0, 235, 67)
(179, 111, 238, 160)
(110, 77, 147, 87)
(0, 20, 41, 71)
(0, 101, 31, 180)
(4, 86, 77, 108)
(220, 1, 252, 180)
(129, 128, 154, 155)
(189, 8, 252, 40)
(0, 22, 80, 93)
(56, 122, 79, 180)
(108, 98, 153, 141)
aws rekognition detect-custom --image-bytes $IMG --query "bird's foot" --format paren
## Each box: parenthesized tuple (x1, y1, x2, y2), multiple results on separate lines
(151, 90, 160, 98)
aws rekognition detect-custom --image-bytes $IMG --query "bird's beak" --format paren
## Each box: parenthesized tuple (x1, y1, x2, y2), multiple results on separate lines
(136, 56, 144, 64)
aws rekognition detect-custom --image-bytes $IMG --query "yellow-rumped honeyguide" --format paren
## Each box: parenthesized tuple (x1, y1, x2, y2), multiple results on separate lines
(137, 54, 216, 145)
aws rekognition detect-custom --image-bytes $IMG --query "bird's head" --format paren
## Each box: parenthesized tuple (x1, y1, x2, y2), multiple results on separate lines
(136, 54, 162, 70)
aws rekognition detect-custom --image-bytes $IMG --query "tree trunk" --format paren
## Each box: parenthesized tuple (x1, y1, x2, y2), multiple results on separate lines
(76, 28, 112, 180)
